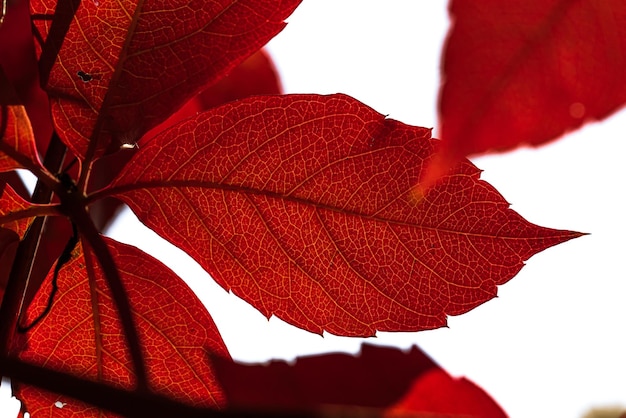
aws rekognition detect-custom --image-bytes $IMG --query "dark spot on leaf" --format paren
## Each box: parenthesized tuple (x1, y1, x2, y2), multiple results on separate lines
(77, 71, 93, 82)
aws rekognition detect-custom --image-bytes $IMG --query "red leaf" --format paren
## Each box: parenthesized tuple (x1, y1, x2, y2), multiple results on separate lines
(213, 344, 506, 417)
(388, 369, 507, 418)
(214, 344, 436, 410)
(30, 0, 301, 160)
(0, 178, 69, 324)
(0, 183, 35, 237)
(195, 48, 284, 110)
(13, 236, 228, 416)
(0, 0, 52, 148)
(139, 48, 284, 148)
(438, 0, 626, 161)
(0, 69, 42, 173)
(107, 93, 583, 337)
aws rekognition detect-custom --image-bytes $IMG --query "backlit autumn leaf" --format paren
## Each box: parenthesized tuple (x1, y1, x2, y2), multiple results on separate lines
(0, 103, 39, 172)
(106, 93, 583, 337)
(437, 0, 626, 162)
(30, 0, 301, 160)
(13, 236, 228, 417)
(0, 180, 33, 309)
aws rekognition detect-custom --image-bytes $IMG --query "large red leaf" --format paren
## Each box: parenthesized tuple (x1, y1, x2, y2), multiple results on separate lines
(195, 48, 284, 110)
(438, 0, 626, 162)
(0, 163, 77, 316)
(30, 0, 301, 160)
(213, 344, 506, 417)
(107, 94, 583, 337)
(0, 103, 39, 172)
(141, 49, 284, 144)
(83, 48, 284, 232)
(13, 236, 228, 417)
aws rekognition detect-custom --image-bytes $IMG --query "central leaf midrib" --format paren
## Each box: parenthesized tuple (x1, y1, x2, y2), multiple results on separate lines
(102, 179, 568, 241)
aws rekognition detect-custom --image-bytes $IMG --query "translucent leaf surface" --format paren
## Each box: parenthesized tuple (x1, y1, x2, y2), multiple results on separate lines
(14, 237, 228, 417)
(109, 94, 583, 336)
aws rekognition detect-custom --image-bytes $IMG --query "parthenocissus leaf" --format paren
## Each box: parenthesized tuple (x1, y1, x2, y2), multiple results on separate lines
(0, 182, 34, 237)
(0, 68, 41, 173)
(30, 0, 301, 159)
(109, 93, 584, 337)
(13, 237, 228, 417)
(437, 0, 626, 161)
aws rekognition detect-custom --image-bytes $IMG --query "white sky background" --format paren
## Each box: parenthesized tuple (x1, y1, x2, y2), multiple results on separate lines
(3, 1, 625, 417)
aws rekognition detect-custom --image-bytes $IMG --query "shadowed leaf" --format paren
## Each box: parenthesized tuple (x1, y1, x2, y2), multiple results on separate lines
(213, 344, 507, 417)
(0, 68, 42, 173)
(0, 0, 52, 151)
(0, 183, 36, 237)
(13, 236, 228, 417)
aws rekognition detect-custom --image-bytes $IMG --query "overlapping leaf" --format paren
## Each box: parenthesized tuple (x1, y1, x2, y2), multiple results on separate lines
(0, 0, 52, 150)
(0, 104, 40, 172)
(0, 69, 42, 173)
(84, 48, 284, 231)
(213, 344, 507, 417)
(0, 183, 36, 237)
(108, 93, 583, 337)
(13, 236, 228, 417)
(30, 0, 301, 159)
(388, 369, 507, 418)
(0, 181, 33, 306)
(139, 49, 284, 146)
(437, 0, 626, 163)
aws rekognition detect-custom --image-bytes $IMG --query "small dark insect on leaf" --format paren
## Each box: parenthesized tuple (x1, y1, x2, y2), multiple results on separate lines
(77, 70, 93, 82)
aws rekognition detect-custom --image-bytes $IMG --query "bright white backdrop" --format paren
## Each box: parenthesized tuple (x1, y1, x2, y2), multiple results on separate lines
(3, 2, 625, 417)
